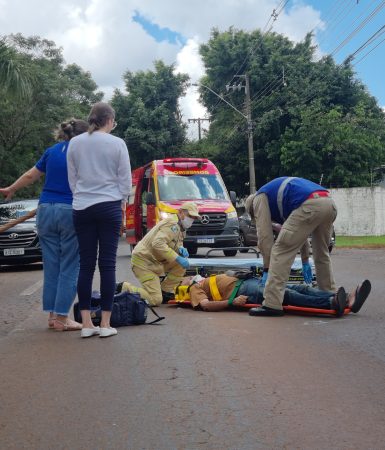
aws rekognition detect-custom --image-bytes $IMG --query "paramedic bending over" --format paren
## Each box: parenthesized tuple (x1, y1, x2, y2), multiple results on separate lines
(67, 102, 132, 338)
(245, 176, 337, 317)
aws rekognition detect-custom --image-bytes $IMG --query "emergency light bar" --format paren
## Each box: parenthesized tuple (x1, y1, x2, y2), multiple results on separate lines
(162, 158, 209, 169)
(163, 158, 209, 163)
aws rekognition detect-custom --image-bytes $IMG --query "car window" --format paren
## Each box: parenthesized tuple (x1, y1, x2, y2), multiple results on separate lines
(0, 200, 38, 223)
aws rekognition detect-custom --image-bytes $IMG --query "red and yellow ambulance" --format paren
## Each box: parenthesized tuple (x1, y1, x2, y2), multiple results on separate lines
(126, 158, 240, 256)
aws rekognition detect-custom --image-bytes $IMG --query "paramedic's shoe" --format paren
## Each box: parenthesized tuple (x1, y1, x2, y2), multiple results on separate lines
(349, 280, 371, 313)
(99, 327, 118, 338)
(81, 327, 100, 338)
(162, 291, 174, 304)
(249, 306, 284, 316)
(331, 287, 347, 318)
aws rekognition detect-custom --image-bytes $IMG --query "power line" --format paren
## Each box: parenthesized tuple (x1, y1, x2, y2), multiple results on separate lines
(347, 23, 385, 62)
(224, 0, 290, 92)
(331, 0, 385, 57)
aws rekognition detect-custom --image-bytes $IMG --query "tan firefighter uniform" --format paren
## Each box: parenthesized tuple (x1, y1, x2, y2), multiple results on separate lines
(131, 215, 186, 306)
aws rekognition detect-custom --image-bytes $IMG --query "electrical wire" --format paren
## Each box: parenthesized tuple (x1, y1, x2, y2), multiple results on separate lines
(348, 24, 385, 62)
(315, 0, 356, 50)
(331, 0, 385, 57)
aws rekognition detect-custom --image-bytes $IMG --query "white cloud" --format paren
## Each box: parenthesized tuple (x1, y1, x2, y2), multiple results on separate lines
(175, 38, 207, 138)
(0, 0, 323, 138)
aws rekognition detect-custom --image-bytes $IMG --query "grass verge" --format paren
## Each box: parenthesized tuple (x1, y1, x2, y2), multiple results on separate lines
(336, 235, 385, 248)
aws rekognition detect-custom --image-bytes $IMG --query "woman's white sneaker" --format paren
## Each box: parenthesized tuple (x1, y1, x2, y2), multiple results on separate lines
(81, 327, 100, 338)
(99, 327, 118, 338)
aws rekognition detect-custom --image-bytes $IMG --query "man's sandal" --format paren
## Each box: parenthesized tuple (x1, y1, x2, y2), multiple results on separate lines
(53, 318, 82, 331)
(332, 287, 347, 318)
(350, 280, 371, 313)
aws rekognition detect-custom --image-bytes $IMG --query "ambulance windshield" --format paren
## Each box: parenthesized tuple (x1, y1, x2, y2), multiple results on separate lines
(158, 174, 228, 201)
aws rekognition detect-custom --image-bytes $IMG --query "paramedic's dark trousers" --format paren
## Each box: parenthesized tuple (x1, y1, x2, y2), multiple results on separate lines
(73, 200, 122, 311)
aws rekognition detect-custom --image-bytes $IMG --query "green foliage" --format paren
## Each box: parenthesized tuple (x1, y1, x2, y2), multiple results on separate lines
(0, 34, 103, 198)
(0, 37, 32, 99)
(111, 61, 189, 168)
(195, 28, 385, 194)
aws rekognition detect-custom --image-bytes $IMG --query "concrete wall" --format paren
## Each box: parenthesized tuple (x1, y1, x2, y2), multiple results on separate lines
(329, 187, 385, 236)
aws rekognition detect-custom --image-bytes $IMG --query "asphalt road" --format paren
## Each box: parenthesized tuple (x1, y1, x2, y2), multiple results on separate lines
(0, 240, 384, 449)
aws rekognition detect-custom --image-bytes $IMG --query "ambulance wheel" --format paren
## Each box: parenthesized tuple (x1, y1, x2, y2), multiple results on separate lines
(187, 246, 197, 255)
(223, 249, 237, 257)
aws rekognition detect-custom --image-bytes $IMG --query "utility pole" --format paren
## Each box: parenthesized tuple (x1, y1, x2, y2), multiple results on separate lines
(245, 74, 256, 194)
(226, 74, 256, 194)
(188, 117, 211, 140)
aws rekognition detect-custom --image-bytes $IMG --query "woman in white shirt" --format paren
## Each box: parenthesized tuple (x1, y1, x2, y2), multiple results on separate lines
(67, 102, 132, 338)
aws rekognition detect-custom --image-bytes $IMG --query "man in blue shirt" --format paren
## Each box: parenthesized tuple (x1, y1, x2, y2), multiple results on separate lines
(245, 177, 337, 316)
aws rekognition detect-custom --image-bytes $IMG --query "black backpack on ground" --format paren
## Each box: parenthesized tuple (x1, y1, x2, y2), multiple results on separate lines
(73, 291, 165, 327)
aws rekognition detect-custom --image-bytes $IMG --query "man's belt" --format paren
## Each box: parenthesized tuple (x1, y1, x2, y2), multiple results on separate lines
(308, 190, 330, 199)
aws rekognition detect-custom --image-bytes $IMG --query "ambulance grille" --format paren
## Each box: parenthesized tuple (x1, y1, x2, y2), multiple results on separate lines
(188, 213, 226, 235)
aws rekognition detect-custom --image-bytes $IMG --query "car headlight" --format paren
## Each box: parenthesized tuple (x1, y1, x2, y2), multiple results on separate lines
(226, 211, 237, 219)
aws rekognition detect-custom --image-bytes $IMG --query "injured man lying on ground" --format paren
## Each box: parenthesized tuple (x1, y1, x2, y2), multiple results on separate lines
(176, 274, 371, 317)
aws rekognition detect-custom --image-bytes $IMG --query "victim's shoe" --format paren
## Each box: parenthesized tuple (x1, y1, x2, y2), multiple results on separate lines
(349, 280, 371, 313)
(331, 287, 347, 318)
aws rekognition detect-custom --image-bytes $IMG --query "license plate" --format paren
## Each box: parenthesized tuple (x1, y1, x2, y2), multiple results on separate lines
(197, 238, 215, 244)
(4, 248, 25, 256)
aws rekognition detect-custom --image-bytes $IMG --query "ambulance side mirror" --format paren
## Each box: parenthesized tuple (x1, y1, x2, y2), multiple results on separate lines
(229, 191, 237, 205)
(145, 192, 155, 205)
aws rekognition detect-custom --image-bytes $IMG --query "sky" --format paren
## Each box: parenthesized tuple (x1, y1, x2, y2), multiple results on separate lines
(1, 0, 384, 139)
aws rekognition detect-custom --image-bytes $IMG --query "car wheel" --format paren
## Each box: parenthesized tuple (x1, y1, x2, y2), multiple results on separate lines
(239, 232, 249, 253)
(223, 249, 237, 257)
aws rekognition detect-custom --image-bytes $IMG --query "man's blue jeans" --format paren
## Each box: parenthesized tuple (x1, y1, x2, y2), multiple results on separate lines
(238, 279, 333, 309)
(36, 203, 79, 315)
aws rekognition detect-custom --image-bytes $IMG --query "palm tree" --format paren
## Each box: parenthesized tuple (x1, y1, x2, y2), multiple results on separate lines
(0, 39, 31, 98)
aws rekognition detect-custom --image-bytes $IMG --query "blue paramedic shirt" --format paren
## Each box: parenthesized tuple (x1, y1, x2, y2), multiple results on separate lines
(35, 141, 73, 205)
(257, 177, 327, 223)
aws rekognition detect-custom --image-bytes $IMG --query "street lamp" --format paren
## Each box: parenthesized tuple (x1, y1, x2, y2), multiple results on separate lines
(192, 81, 256, 194)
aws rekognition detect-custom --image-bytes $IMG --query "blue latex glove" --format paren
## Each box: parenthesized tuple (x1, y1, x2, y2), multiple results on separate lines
(259, 271, 268, 287)
(179, 246, 189, 258)
(176, 255, 189, 269)
(302, 262, 313, 284)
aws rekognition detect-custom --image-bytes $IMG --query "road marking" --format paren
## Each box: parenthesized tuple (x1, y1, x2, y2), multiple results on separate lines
(20, 279, 43, 296)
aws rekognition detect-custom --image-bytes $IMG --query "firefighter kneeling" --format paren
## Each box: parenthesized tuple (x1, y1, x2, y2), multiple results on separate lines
(131, 202, 201, 306)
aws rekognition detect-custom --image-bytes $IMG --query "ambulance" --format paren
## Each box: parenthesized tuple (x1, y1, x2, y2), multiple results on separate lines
(126, 158, 240, 256)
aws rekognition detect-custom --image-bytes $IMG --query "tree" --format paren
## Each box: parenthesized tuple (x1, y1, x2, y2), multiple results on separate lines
(195, 28, 385, 194)
(0, 34, 103, 196)
(0, 37, 32, 98)
(111, 61, 189, 168)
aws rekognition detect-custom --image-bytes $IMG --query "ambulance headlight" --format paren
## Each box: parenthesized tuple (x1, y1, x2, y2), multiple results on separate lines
(160, 211, 173, 219)
(226, 211, 237, 219)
